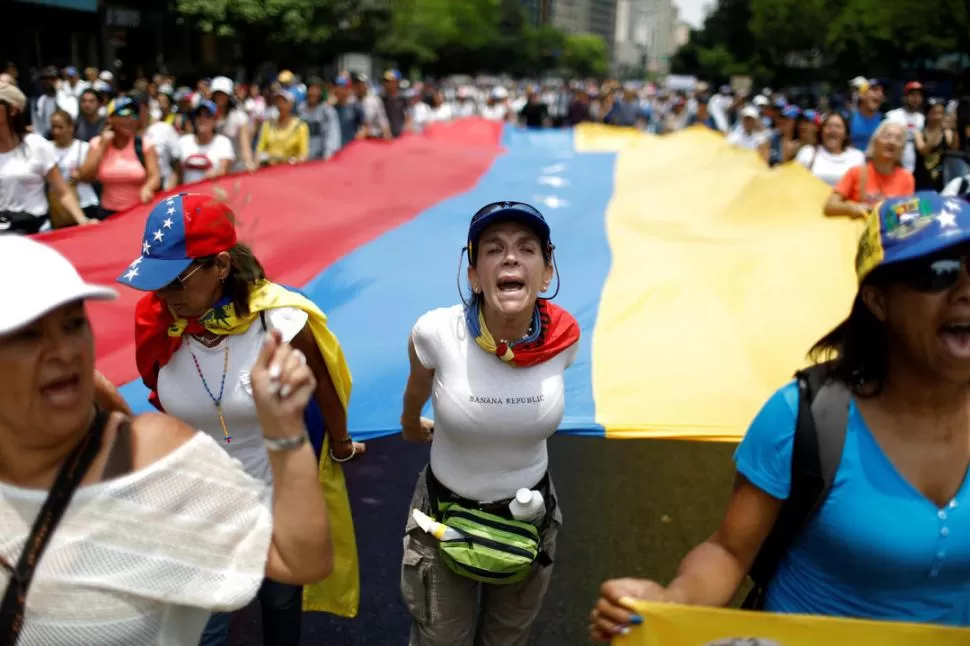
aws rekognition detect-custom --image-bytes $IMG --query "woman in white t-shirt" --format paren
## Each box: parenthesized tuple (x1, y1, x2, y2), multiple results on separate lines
(211, 76, 256, 172)
(177, 100, 236, 186)
(796, 112, 865, 186)
(0, 82, 89, 233)
(400, 202, 580, 646)
(49, 110, 100, 223)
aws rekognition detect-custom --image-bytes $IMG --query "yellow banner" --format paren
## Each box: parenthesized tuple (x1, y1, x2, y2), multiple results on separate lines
(618, 601, 970, 645)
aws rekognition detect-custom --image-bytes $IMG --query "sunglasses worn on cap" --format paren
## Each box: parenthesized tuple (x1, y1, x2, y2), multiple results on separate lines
(471, 201, 544, 225)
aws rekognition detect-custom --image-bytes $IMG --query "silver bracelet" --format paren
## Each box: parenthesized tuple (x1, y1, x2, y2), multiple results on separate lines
(263, 433, 308, 453)
(329, 443, 357, 463)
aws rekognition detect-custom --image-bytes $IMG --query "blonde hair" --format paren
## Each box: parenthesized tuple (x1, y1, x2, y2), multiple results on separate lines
(865, 120, 905, 164)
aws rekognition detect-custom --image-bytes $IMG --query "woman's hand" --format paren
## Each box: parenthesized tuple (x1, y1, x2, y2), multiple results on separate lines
(589, 578, 670, 642)
(139, 185, 155, 204)
(251, 329, 317, 437)
(93, 370, 132, 415)
(331, 439, 367, 461)
(402, 417, 435, 443)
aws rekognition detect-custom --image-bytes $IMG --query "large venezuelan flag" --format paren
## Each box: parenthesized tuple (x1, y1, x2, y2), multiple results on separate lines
(42, 119, 863, 442)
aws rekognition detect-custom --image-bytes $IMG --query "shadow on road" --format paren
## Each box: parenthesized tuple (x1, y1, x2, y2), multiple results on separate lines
(229, 434, 738, 645)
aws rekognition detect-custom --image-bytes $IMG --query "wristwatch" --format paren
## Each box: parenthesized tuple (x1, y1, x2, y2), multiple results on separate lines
(263, 433, 308, 453)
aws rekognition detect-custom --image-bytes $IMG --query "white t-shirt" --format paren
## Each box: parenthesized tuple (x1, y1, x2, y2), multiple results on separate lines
(481, 104, 509, 122)
(795, 145, 866, 186)
(411, 304, 578, 502)
(885, 108, 925, 173)
(727, 127, 767, 151)
(147, 121, 181, 189)
(53, 139, 98, 208)
(157, 307, 308, 484)
(178, 133, 236, 185)
(0, 134, 57, 218)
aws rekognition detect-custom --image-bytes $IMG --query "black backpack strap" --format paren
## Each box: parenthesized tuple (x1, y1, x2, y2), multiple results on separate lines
(134, 135, 145, 170)
(742, 364, 849, 610)
(0, 408, 108, 642)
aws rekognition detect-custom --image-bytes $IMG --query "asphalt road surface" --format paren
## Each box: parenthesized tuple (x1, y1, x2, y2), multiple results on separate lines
(229, 434, 739, 645)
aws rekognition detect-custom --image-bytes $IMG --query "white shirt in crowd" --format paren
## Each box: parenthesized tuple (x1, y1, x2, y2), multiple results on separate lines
(177, 133, 236, 185)
(217, 108, 251, 170)
(411, 304, 578, 502)
(412, 102, 454, 130)
(726, 127, 768, 151)
(147, 121, 181, 189)
(481, 103, 509, 122)
(795, 145, 866, 186)
(53, 139, 99, 209)
(885, 107, 925, 173)
(157, 307, 306, 484)
(0, 133, 57, 220)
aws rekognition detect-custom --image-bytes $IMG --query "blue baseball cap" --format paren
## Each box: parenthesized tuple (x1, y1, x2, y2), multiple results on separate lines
(856, 192, 970, 284)
(467, 201, 551, 265)
(781, 105, 801, 119)
(117, 193, 238, 291)
(193, 98, 218, 115)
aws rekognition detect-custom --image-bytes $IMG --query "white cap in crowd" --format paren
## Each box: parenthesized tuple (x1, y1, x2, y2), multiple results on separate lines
(0, 237, 116, 335)
(210, 76, 234, 97)
(740, 105, 761, 119)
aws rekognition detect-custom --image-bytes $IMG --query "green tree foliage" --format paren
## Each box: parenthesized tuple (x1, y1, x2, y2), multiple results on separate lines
(563, 34, 609, 78)
(175, 0, 609, 78)
(672, 0, 970, 85)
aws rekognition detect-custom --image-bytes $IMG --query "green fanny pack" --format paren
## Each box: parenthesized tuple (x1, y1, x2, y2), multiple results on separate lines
(435, 501, 542, 585)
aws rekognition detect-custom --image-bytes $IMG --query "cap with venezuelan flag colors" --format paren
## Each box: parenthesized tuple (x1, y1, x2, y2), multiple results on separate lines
(117, 193, 237, 291)
(856, 192, 970, 284)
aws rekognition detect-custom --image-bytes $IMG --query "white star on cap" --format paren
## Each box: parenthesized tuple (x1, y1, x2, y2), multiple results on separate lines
(162, 217, 173, 229)
(939, 211, 957, 228)
(167, 206, 175, 216)
(124, 267, 140, 281)
(129, 257, 143, 269)
(142, 241, 151, 255)
(153, 229, 164, 242)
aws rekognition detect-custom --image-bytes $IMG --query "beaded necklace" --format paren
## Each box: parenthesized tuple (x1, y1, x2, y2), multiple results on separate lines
(189, 342, 232, 444)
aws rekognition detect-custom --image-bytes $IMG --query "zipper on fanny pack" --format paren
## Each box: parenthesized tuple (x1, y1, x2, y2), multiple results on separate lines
(443, 531, 536, 560)
(445, 510, 539, 542)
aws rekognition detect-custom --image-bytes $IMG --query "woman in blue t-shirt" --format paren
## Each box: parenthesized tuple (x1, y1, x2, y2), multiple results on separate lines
(589, 192, 970, 640)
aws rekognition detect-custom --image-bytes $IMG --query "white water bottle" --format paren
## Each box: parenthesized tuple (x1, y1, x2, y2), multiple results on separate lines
(509, 488, 545, 524)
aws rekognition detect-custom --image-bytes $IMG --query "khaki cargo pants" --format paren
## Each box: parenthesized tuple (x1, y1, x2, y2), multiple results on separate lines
(400, 467, 562, 646)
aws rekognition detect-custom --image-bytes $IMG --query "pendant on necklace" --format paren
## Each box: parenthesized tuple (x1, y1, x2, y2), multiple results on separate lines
(217, 403, 232, 444)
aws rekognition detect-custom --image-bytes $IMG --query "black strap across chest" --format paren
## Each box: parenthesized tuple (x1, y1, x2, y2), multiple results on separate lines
(0, 408, 109, 645)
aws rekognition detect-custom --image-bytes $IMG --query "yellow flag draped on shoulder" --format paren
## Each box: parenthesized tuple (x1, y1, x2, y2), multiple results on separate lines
(171, 281, 359, 617)
(618, 601, 969, 646)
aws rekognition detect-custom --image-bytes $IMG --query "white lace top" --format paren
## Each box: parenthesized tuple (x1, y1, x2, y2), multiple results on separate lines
(0, 432, 273, 645)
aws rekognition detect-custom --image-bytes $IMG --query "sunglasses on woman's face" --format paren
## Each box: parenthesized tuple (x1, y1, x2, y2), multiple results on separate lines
(897, 255, 970, 293)
(161, 263, 205, 291)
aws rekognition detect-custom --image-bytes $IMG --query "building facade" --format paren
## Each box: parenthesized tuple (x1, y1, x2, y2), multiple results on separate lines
(612, 0, 678, 76)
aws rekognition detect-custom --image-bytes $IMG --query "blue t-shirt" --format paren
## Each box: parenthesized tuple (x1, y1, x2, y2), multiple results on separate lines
(850, 110, 883, 152)
(735, 382, 970, 626)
